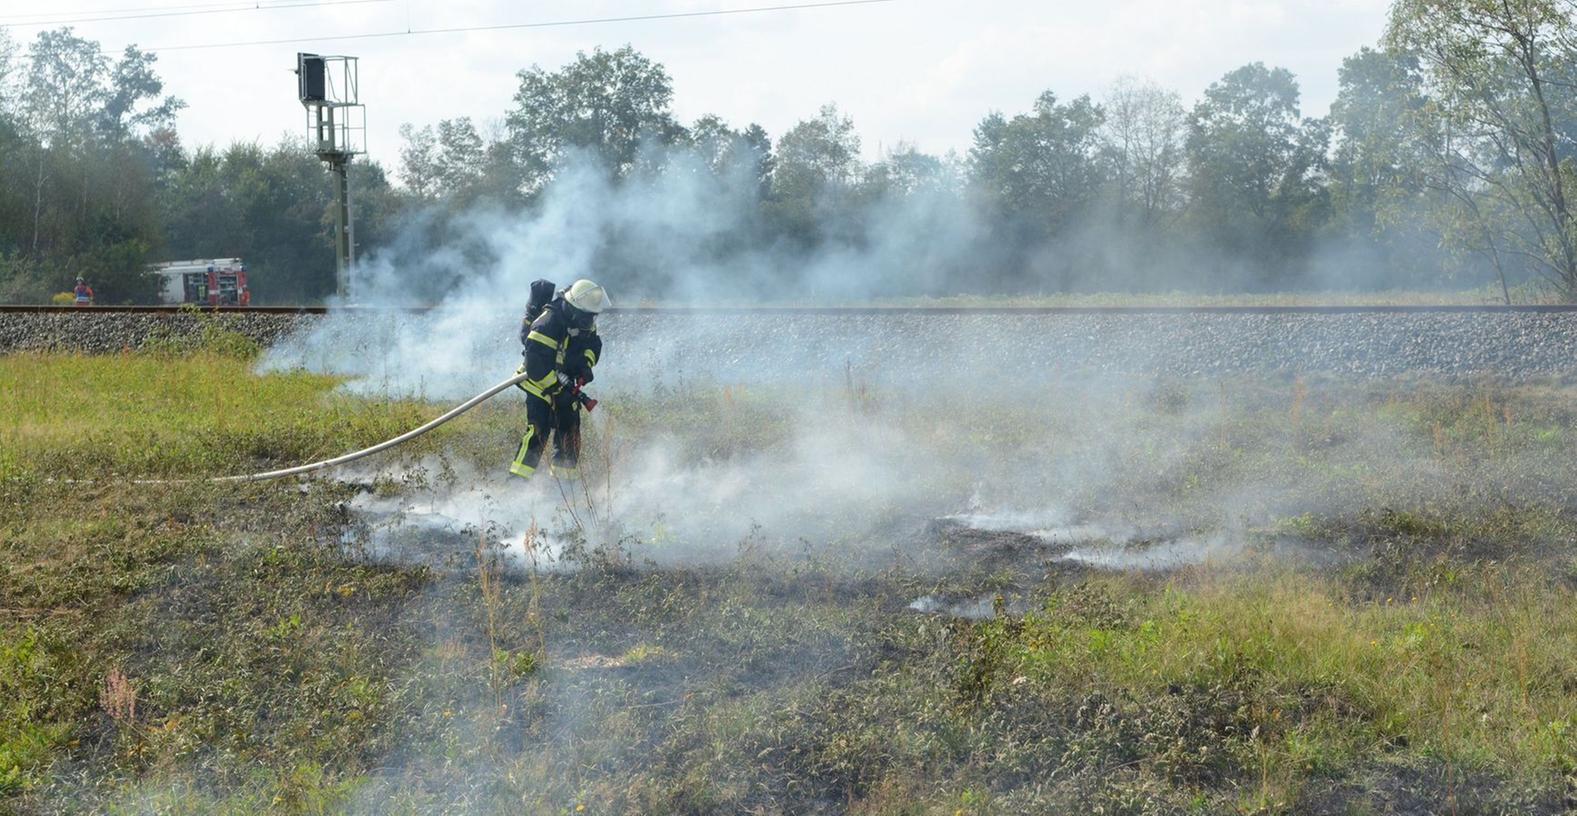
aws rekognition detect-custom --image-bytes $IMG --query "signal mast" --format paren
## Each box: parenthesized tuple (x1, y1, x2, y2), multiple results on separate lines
(295, 53, 366, 300)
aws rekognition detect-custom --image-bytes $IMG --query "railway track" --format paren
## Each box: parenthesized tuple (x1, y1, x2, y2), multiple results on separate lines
(5, 303, 1577, 315)
(9, 301, 1577, 379)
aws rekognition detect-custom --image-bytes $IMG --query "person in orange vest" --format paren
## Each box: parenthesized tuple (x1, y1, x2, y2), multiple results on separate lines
(73, 278, 94, 306)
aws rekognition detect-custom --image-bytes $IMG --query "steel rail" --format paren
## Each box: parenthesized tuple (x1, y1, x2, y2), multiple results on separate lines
(5, 304, 1577, 315)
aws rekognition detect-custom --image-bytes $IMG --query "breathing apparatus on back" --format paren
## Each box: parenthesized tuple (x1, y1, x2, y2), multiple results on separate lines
(524, 278, 609, 331)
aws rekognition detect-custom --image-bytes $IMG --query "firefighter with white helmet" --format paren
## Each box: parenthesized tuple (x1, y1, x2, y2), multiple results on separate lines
(509, 278, 609, 480)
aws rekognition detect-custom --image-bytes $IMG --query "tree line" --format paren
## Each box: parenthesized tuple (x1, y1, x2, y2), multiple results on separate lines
(2, 0, 1575, 304)
(0, 28, 399, 304)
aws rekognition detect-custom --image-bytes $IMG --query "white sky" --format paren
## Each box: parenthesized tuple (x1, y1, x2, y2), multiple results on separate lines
(1, 0, 1393, 171)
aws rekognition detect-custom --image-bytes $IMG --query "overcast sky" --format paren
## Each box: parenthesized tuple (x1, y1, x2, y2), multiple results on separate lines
(2, 0, 1393, 173)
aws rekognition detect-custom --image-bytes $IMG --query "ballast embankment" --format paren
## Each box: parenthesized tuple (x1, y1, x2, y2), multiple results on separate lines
(0, 310, 310, 353)
(613, 310, 1577, 382)
(6, 308, 1577, 382)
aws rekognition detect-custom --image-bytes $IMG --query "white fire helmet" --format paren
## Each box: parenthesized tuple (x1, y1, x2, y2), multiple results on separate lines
(564, 279, 610, 314)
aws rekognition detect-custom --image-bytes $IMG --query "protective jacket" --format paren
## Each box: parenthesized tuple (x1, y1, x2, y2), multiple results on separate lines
(510, 296, 602, 480)
(518, 297, 602, 401)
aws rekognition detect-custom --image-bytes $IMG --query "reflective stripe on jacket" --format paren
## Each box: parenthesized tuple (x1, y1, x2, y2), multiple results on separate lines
(520, 299, 602, 400)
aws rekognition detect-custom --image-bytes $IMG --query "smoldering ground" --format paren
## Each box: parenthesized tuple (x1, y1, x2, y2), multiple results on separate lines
(325, 369, 1547, 581)
(257, 147, 1571, 563)
(48, 344, 1572, 813)
(242, 371, 1576, 815)
(220, 150, 1577, 812)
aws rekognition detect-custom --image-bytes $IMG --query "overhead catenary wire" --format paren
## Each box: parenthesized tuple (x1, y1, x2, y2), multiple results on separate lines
(2, 0, 279, 22)
(0, 0, 393, 28)
(1, 0, 308, 22)
(143, 0, 897, 52)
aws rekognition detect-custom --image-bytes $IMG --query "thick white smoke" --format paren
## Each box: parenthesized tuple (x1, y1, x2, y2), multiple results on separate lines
(260, 142, 989, 398)
(259, 143, 1476, 576)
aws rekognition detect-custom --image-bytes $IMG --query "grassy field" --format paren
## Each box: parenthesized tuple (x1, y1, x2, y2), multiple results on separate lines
(2, 343, 1576, 814)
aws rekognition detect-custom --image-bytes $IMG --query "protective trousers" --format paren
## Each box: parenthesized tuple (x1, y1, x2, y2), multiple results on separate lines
(510, 391, 582, 480)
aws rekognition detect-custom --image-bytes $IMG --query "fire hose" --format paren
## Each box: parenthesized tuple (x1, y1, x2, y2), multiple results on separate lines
(200, 370, 541, 484)
(84, 370, 540, 486)
(29, 371, 597, 486)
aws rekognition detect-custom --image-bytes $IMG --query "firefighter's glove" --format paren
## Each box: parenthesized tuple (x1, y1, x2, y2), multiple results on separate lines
(513, 363, 529, 392)
(556, 360, 592, 386)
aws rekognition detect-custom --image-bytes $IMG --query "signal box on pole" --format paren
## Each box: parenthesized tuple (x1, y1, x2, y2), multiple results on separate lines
(295, 53, 365, 300)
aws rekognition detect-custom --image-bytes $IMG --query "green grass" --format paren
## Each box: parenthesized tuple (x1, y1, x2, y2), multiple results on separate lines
(2, 351, 1576, 814)
(0, 353, 450, 479)
(988, 570, 1577, 798)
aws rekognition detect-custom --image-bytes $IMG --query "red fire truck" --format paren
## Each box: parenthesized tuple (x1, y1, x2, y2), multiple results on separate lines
(151, 259, 252, 306)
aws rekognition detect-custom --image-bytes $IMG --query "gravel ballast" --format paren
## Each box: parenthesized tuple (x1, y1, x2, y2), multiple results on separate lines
(0, 311, 311, 354)
(4, 309, 1576, 384)
(609, 311, 1577, 384)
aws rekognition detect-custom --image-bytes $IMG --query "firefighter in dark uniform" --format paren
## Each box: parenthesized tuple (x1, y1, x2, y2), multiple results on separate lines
(510, 279, 609, 480)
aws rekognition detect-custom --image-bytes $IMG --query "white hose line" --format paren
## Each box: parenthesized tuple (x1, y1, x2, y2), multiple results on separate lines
(105, 371, 531, 486)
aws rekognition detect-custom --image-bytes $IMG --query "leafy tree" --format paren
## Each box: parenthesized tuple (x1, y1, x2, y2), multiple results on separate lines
(397, 123, 439, 199)
(963, 92, 1107, 291)
(853, 144, 979, 296)
(680, 115, 741, 179)
(433, 117, 486, 201)
(12, 27, 1577, 304)
(863, 143, 953, 198)
(0, 28, 19, 119)
(161, 140, 403, 303)
(398, 117, 489, 204)
(1386, 0, 1577, 298)
(1186, 64, 1302, 222)
(768, 103, 863, 246)
(969, 92, 1106, 241)
(738, 123, 775, 200)
(0, 251, 48, 303)
(775, 104, 861, 188)
(1330, 50, 1431, 222)
(1101, 77, 1186, 228)
(0, 30, 27, 255)
(14, 29, 107, 262)
(0, 28, 173, 301)
(349, 159, 401, 260)
(505, 46, 682, 193)
(100, 45, 182, 139)
(1324, 47, 1464, 289)
(671, 115, 771, 205)
(20, 28, 108, 147)
(1185, 63, 1329, 283)
(472, 138, 529, 206)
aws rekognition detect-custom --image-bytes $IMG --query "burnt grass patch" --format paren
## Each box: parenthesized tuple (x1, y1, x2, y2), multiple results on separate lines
(10, 479, 1576, 813)
(5, 356, 1577, 813)
(1295, 759, 1570, 816)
